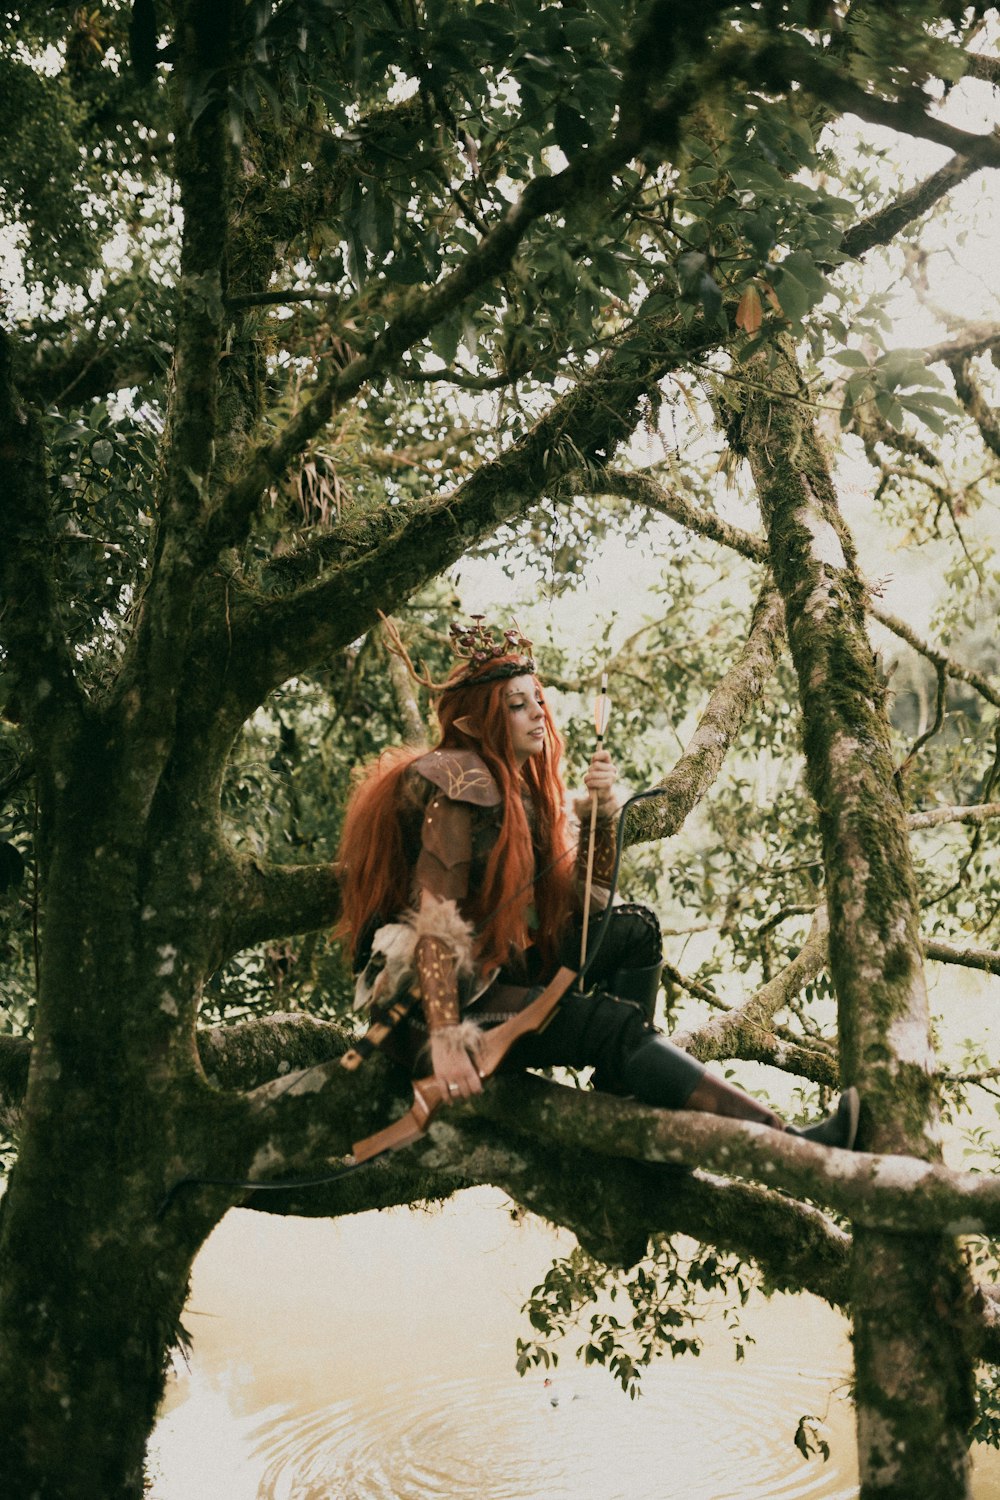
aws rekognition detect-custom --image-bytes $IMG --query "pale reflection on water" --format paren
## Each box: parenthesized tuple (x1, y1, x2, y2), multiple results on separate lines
(150, 1191, 873, 1500)
(158, 1364, 861, 1500)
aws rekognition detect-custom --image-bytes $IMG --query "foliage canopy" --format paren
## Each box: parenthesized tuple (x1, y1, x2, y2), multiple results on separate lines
(2, 3, 1000, 1496)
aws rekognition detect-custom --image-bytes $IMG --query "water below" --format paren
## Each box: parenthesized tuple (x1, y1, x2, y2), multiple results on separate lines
(146, 1190, 1000, 1499)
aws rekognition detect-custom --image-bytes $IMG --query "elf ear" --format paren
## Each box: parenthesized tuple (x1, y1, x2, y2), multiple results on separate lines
(452, 715, 480, 739)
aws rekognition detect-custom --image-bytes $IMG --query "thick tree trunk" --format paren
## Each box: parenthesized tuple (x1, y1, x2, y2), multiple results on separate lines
(0, 765, 226, 1498)
(741, 338, 978, 1498)
(0, 1130, 202, 1497)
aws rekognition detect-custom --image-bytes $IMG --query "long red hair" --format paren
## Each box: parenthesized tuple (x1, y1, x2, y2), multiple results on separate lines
(336, 659, 575, 971)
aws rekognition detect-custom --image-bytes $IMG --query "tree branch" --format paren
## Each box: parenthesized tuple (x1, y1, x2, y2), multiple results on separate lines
(242, 1105, 852, 1304)
(923, 940, 1000, 977)
(750, 38, 1000, 169)
(147, 1014, 1000, 1357)
(475, 1074, 1000, 1236)
(850, 388, 941, 471)
(923, 324, 1000, 367)
(907, 801, 1000, 831)
(199, 59, 715, 563)
(118, 0, 236, 738)
(217, 855, 341, 966)
(672, 909, 834, 1072)
(16, 326, 167, 408)
(189, 1010, 848, 1300)
(949, 354, 1000, 459)
(220, 305, 720, 715)
(869, 605, 1000, 712)
(623, 582, 784, 846)
(963, 51, 1000, 87)
(840, 153, 985, 261)
(592, 467, 1000, 717)
(592, 466, 768, 563)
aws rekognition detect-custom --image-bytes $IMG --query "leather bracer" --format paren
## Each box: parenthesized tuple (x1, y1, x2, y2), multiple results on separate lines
(577, 810, 617, 891)
(414, 934, 460, 1031)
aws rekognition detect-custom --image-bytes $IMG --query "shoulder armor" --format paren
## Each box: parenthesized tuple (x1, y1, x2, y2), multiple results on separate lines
(409, 749, 501, 807)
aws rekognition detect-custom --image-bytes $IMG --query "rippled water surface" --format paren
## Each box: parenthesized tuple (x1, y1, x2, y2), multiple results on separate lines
(149, 1193, 875, 1500)
(242, 1362, 859, 1500)
(149, 1189, 1000, 1499)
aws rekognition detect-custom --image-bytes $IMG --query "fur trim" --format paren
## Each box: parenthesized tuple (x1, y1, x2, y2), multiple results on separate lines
(410, 894, 477, 976)
(422, 1019, 484, 1062)
(352, 895, 477, 1012)
(571, 793, 619, 824)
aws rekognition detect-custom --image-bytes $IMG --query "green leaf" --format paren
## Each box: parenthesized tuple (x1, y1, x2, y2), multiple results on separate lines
(874, 389, 905, 427)
(831, 349, 869, 369)
(699, 272, 723, 323)
(741, 212, 775, 259)
(553, 100, 592, 153)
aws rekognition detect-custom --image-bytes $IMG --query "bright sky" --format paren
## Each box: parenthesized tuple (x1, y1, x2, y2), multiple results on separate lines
(459, 66, 1000, 659)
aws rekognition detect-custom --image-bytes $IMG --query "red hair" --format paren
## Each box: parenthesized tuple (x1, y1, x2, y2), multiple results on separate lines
(336, 658, 575, 972)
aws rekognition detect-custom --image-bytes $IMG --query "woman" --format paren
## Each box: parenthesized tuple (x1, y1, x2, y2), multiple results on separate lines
(337, 620, 857, 1149)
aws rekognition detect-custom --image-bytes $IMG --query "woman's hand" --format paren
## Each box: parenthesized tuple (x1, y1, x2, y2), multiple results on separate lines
(430, 1032, 484, 1105)
(583, 747, 618, 816)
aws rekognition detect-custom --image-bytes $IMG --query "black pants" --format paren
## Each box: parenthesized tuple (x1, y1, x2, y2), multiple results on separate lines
(558, 900, 662, 984)
(473, 904, 705, 1108)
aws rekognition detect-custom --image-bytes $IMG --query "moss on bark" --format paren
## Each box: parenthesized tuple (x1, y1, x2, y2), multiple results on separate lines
(740, 336, 978, 1499)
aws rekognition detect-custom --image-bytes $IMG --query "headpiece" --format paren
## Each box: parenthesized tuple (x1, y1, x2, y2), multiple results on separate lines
(378, 611, 535, 693)
(444, 617, 535, 689)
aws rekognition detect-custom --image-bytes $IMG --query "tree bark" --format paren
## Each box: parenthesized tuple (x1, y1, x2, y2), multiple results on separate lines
(740, 336, 978, 1499)
(0, 805, 225, 1496)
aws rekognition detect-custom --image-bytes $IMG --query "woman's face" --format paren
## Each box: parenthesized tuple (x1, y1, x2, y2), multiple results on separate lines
(504, 674, 547, 765)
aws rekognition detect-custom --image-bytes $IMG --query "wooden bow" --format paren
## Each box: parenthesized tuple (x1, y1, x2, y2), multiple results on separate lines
(349, 964, 577, 1164)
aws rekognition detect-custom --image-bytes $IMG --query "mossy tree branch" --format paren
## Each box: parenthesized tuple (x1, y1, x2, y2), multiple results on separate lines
(117, 0, 238, 743)
(622, 582, 784, 846)
(215, 856, 341, 967)
(745, 37, 1000, 169)
(963, 50, 1000, 87)
(839, 153, 986, 261)
(740, 333, 978, 1498)
(0, 329, 85, 744)
(194, 37, 723, 567)
(204, 307, 722, 730)
(473, 1075, 1000, 1238)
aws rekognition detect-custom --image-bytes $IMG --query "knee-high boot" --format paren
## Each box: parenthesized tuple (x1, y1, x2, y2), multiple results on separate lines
(617, 1035, 714, 1112)
(619, 1038, 784, 1129)
(622, 1040, 860, 1148)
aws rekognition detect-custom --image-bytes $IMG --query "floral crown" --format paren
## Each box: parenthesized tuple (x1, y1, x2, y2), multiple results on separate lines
(378, 611, 535, 694)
